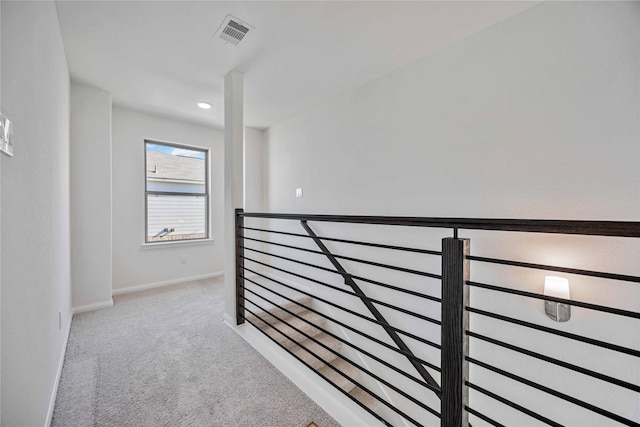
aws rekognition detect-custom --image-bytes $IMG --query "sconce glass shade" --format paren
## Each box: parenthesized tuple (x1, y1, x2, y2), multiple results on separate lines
(544, 276, 571, 322)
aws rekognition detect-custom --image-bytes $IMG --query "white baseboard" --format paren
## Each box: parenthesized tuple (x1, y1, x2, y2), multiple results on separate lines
(72, 299, 114, 315)
(223, 312, 236, 326)
(45, 310, 72, 427)
(112, 271, 224, 296)
(226, 319, 383, 427)
(48, 272, 224, 426)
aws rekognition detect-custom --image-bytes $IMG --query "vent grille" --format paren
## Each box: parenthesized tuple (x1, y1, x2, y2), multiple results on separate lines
(216, 16, 251, 46)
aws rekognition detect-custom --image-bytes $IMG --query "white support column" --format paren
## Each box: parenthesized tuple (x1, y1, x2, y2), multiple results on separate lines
(224, 70, 244, 321)
(0, 3, 3, 420)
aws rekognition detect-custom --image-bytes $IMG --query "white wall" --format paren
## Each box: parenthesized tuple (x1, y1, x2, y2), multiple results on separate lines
(266, 2, 638, 221)
(263, 2, 639, 425)
(0, 3, 3, 421)
(0, 2, 71, 425)
(111, 107, 225, 291)
(244, 127, 265, 213)
(70, 83, 113, 310)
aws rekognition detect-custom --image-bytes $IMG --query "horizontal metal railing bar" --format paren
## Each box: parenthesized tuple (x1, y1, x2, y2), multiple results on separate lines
(239, 212, 640, 238)
(467, 255, 640, 284)
(238, 211, 640, 425)
(466, 330, 640, 393)
(465, 405, 506, 427)
(243, 235, 441, 279)
(242, 265, 442, 370)
(241, 245, 442, 306)
(242, 267, 439, 354)
(466, 307, 640, 358)
(300, 217, 442, 400)
(467, 357, 640, 426)
(147, 190, 207, 196)
(468, 281, 640, 319)
(241, 225, 442, 256)
(243, 288, 441, 418)
(243, 276, 440, 392)
(241, 274, 442, 392)
(244, 251, 440, 325)
(242, 256, 442, 339)
(244, 303, 429, 427)
(242, 310, 392, 427)
(243, 263, 440, 349)
(466, 381, 561, 427)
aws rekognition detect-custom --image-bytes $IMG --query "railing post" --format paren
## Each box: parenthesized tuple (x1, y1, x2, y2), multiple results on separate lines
(441, 237, 470, 427)
(236, 208, 245, 325)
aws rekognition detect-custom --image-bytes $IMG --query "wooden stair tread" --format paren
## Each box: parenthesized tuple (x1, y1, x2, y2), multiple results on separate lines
(244, 281, 386, 418)
(246, 286, 311, 323)
(255, 310, 327, 350)
(244, 281, 312, 323)
(291, 333, 342, 370)
(317, 357, 358, 392)
(350, 386, 383, 414)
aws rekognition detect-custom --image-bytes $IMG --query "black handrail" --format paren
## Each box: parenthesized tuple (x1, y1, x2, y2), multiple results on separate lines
(300, 219, 443, 398)
(241, 225, 442, 255)
(236, 210, 639, 427)
(238, 212, 640, 237)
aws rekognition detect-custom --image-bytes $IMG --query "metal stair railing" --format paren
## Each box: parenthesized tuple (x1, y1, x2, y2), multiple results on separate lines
(300, 219, 443, 398)
(235, 210, 640, 427)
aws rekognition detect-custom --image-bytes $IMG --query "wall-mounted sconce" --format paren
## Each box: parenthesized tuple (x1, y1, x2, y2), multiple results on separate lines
(544, 276, 571, 322)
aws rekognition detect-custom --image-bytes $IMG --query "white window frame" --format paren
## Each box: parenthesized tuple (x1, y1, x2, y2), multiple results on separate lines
(144, 139, 210, 245)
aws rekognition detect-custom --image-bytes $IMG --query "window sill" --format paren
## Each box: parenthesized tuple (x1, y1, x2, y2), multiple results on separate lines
(141, 238, 215, 250)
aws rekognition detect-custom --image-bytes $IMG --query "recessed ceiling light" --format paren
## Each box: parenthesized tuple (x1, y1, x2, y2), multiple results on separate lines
(197, 102, 212, 110)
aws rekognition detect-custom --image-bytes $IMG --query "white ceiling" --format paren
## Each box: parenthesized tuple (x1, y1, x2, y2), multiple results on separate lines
(55, 1, 536, 130)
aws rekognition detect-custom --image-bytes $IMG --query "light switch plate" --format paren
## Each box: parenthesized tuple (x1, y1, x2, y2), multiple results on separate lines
(295, 188, 303, 198)
(0, 114, 14, 157)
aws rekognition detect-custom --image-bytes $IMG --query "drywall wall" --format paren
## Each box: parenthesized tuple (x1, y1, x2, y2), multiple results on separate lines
(263, 2, 639, 425)
(70, 83, 113, 310)
(267, 1, 638, 220)
(244, 127, 265, 213)
(0, 1, 71, 425)
(111, 107, 224, 291)
(0, 3, 3, 422)
(0, 3, 3, 421)
(223, 71, 244, 322)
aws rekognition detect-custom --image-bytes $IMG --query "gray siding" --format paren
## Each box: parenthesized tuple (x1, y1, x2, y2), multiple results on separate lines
(147, 194, 206, 239)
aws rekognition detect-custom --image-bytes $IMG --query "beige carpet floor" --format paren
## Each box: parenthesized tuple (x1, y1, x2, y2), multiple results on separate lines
(52, 277, 340, 427)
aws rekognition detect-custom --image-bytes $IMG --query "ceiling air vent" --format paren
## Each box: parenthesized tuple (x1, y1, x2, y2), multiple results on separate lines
(215, 15, 252, 46)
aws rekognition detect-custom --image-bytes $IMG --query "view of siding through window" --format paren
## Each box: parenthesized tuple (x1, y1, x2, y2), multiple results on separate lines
(145, 142, 208, 242)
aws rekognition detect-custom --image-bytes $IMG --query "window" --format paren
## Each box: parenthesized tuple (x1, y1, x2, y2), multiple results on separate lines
(145, 140, 209, 243)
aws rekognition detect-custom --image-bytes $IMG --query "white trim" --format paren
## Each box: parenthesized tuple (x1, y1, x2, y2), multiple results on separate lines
(140, 237, 215, 250)
(45, 310, 72, 427)
(112, 271, 224, 296)
(226, 320, 383, 427)
(44, 273, 221, 426)
(223, 312, 235, 326)
(144, 139, 212, 247)
(147, 177, 204, 185)
(71, 299, 114, 315)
